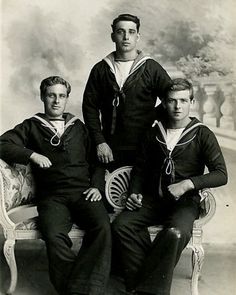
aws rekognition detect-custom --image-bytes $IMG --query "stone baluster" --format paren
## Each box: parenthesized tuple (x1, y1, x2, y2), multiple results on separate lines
(220, 83, 234, 130)
(190, 84, 201, 120)
(202, 83, 218, 127)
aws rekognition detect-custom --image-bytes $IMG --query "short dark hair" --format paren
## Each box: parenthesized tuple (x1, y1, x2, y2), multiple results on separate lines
(165, 78, 194, 101)
(111, 14, 140, 32)
(40, 76, 71, 98)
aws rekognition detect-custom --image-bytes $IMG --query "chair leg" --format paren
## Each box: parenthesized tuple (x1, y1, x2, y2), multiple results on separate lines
(3, 239, 17, 295)
(190, 245, 204, 295)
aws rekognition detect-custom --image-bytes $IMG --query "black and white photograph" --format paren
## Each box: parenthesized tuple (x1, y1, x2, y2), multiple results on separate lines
(0, 1, 235, 294)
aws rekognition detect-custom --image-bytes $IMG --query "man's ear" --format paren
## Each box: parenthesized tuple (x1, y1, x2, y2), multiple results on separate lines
(40, 96, 44, 102)
(137, 32, 140, 42)
(191, 98, 195, 105)
(111, 32, 115, 42)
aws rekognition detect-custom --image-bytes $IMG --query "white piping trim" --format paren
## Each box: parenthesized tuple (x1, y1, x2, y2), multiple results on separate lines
(104, 54, 152, 89)
(176, 134, 197, 146)
(179, 123, 203, 140)
(64, 117, 79, 131)
(130, 56, 151, 73)
(155, 136, 166, 146)
(156, 121, 167, 141)
(33, 115, 57, 132)
(154, 121, 204, 147)
(33, 115, 79, 146)
(104, 56, 115, 74)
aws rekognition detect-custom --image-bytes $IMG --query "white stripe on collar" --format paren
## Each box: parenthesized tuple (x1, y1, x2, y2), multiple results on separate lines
(33, 115, 79, 132)
(104, 53, 151, 85)
(179, 122, 203, 140)
(153, 120, 204, 145)
(153, 120, 167, 140)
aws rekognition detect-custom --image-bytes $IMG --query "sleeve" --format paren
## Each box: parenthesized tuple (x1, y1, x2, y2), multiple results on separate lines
(151, 61, 172, 100)
(129, 131, 151, 194)
(155, 103, 168, 121)
(189, 128, 228, 190)
(82, 64, 106, 146)
(83, 125, 106, 193)
(0, 120, 34, 165)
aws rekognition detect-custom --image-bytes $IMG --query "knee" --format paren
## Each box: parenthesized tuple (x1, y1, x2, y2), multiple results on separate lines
(166, 227, 191, 242)
(42, 229, 70, 246)
(44, 231, 73, 249)
(44, 231, 66, 242)
(111, 216, 131, 236)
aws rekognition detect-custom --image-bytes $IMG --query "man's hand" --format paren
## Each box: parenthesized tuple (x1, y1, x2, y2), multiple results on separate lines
(126, 193, 143, 211)
(83, 188, 102, 202)
(167, 179, 195, 201)
(30, 152, 52, 169)
(96, 143, 114, 163)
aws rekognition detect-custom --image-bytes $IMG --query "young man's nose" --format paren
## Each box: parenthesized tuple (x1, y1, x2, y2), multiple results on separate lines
(123, 32, 129, 40)
(54, 96, 60, 104)
(175, 101, 181, 108)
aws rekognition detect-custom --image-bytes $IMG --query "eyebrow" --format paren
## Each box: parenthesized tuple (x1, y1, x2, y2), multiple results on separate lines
(116, 27, 137, 31)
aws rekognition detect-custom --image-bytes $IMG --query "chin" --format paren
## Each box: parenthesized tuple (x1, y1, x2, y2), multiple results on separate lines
(50, 113, 63, 118)
(121, 46, 131, 51)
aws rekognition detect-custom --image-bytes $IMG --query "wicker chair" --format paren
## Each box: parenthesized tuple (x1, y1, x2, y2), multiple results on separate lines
(0, 160, 216, 295)
(0, 159, 85, 294)
(105, 166, 216, 295)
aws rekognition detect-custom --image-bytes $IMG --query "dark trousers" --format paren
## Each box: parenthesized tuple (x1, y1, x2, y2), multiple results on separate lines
(111, 196, 200, 295)
(37, 194, 111, 295)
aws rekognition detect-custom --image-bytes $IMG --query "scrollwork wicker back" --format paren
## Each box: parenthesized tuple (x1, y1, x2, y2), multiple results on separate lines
(105, 166, 215, 228)
(105, 166, 132, 210)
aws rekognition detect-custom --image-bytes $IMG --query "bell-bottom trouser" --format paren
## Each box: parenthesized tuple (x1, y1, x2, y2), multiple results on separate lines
(112, 197, 199, 295)
(37, 194, 111, 295)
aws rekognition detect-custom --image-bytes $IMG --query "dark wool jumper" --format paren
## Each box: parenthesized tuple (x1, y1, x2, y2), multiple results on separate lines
(130, 117, 228, 203)
(0, 113, 111, 295)
(112, 117, 227, 295)
(82, 51, 172, 152)
(0, 112, 105, 198)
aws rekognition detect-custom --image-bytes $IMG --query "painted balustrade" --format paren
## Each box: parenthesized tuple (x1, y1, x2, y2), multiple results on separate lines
(189, 77, 236, 150)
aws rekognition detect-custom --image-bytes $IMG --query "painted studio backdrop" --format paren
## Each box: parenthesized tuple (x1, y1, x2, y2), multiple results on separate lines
(1, 0, 236, 244)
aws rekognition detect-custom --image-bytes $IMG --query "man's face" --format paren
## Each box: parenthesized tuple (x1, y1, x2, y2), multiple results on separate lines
(111, 21, 140, 54)
(163, 90, 193, 126)
(41, 84, 68, 119)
